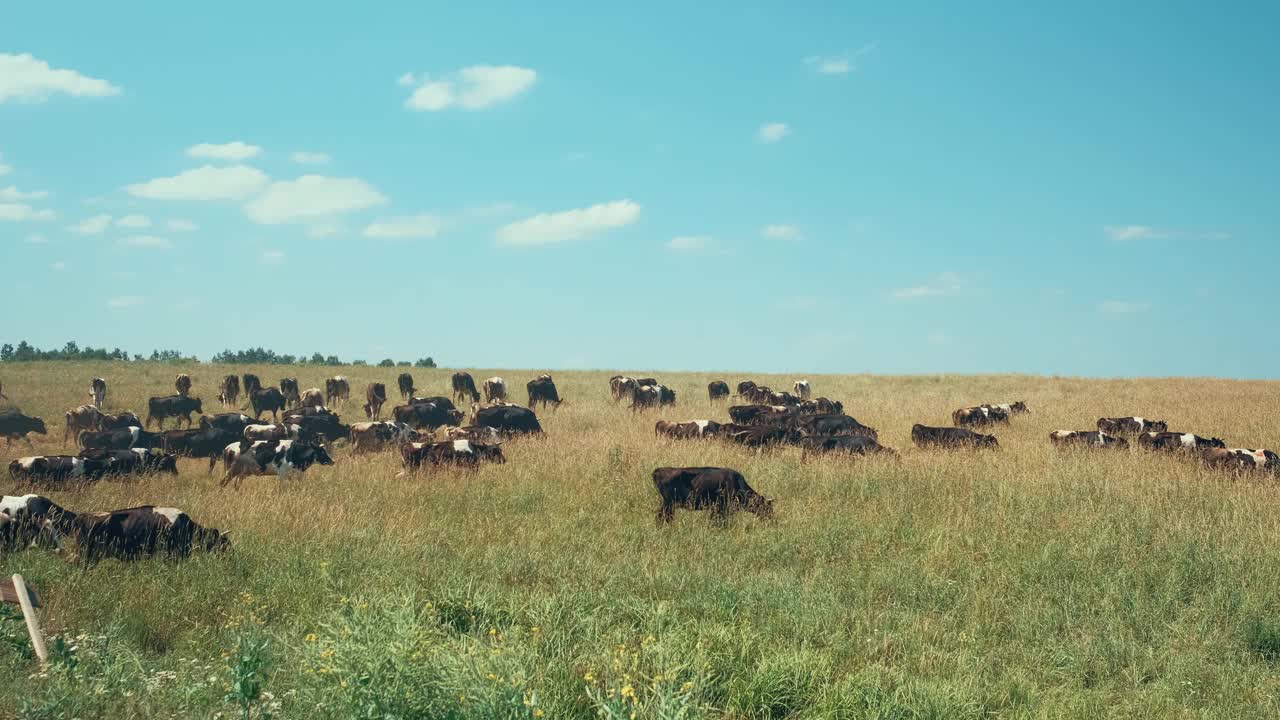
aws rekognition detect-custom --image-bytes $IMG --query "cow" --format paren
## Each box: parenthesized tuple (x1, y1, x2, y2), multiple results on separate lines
(655, 420, 722, 439)
(483, 377, 507, 403)
(472, 405, 543, 435)
(242, 373, 262, 398)
(450, 372, 481, 403)
(73, 506, 230, 563)
(219, 375, 241, 407)
(282, 405, 338, 420)
(146, 395, 203, 429)
(8, 455, 114, 484)
(952, 406, 1010, 426)
(349, 421, 420, 454)
(200, 412, 257, 435)
(64, 404, 104, 443)
(652, 467, 773, 524)
(985, 401, 1029, 415)
(912, 424, 998, 449)
(798, 398, 843, 415)
(243, 423, 298, 442)
(442, 425, 503, 444)
(400, 439, 505, 470)
(325, 376, 350, 407)
(100, 411, 142, 431)
(175, 373, 192, 397)
(792, 414, 878, 440)
(0, 409, 48, 443)
(392, 402, 463, 431)
(736, 380, 758, 397)
(160, 428, 239, 464)
(299, 388, 324, 407)
(708, 381, 730, 403)
(79, 447, 180, 476)
(364, 383, 388, 419)
(398, 372, 415, 401)
(280, 377, 301, 407)
(0, 494, 78, 550)
(1138, 432, 1227, 452)
(793, 380, 811, 399)
(1097, 417, 1168, 435)
(630, 384, 676, 411)
(800, 435, 896, 457)
(1049, 430, 1129, 449)
(728, 405, 793, 425)
(723, 424, 801, 448)
(610, 376, 637, 402)
(279, 413, 350, 444)
(218, 439, 334, 488)
(1202, 448, 1280, 473)
(527, 377, 562, 409)
(89, 377, 107, 408)
(248, 388, 287, 421)
(79, 427, 165, 451)
(409, 395, 458, 410)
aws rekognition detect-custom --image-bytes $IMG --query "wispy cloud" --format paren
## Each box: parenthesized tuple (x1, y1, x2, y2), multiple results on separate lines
(186, 141, 262, 162)
(0, 53, 121, 103)
(496, 200, 640, 247)
(0, 203, 55, 222)
(115, 214, 151, 228)
(665, 235, 711, 253)
(402, 65, 537, 111)
(126, 165, 269, 201)
(758, 122, 791, 143)
(244, 175, 387, 225)
(118, 235, 172, 249)
(363, 214, 444, 239)
(0, 186, 50, 201)
(761, 224, 802, 240)
(70, 214, 112, 234)
(804, 44, 876, 75)
(1098, 300, 1151, 314)
(893, 272, 965, 300)
(167, 219, 198, 232)
(1104, 225, 1162, 241)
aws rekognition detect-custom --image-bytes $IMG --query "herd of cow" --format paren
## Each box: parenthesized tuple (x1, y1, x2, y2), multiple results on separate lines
(0, 370, 1277, 560)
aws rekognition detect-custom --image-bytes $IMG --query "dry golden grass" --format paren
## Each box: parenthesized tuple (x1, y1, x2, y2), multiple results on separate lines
(2, 362, 1280, 718)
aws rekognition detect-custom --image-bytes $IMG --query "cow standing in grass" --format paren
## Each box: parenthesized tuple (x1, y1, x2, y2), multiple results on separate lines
(398, 373, 415, 401)
(219, 375, 241, 407)
(652, 467, 773, 524)
(89, 377, 107, 408)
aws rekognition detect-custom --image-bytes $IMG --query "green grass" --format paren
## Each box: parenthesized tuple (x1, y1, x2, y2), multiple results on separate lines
(1, 362, 1279, 718)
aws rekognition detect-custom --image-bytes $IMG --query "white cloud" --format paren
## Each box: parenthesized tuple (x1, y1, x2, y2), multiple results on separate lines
(0, 53, 121, 104)
(118, 235, 172, 249)
(50, 260, 65, 272)
(758, 122, 791, 143)
(167, 219, 198, 232)
(404, 65, 537, 111)
(186, 141, 262, 162)
(107, 296, 143, 309)
(761, 224, 802, 240)
(495, 200, 641, 247)
(69, 214, 113, 234)
(244, 175, 387, 225)
(666, 235, 710, 253)
(805, 44, 876, 75)
(893, 272, 965, 300)
(115, 214, 151, 228)
(290, 151, 331, 165)
(1104, 225, 1161, 241)
(260, 249, 285, 265)
(0, 186, 50, 201)
(363, 214, 444, 239)
(0, 203, 56, 222)
(126, 165, 269, 201)
(1098, 300, 1151, 314)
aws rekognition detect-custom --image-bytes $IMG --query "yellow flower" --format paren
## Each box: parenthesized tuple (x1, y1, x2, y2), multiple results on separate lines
(583, 672, 594, 682)
(534, 710, 544, 718)
(305, 633, 317, 643)
(488, 627, 497, 636)
(487, 673, 498, 681)
(620, 684, 635, 699)
(531, 626, 541, 634)
(681, 681, 694, 692)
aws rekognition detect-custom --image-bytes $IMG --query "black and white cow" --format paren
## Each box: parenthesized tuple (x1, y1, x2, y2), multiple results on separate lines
(201, 412, 258, 435)
(793, 380, 811, 400)
(1049, 430, 1128, 449)
(912, 424, 998, 448)
(146, 395, 204, 429)
(630, 384, 675, 411)
(78, 447, 180, 475)
(984, 401, 1029, 415)
(219, 375, 241, 407)
(1138, 432, 1226, 452)
(952, 406, 1010, 426)
(655, 420, 722, 438)
(399, 439, 505, 470)
(74, 505, 230, 563)
(9, 455, 114, 484)
(243, 423, 300, 442)
(174, 373, 193, 397)
(652, 467, 773, 524)
(1, 494, 78, 550)
(79, 427, 165, 451)
(483, 377, 507, 403)
(218, 439, 334, 488)
(1203, 448, 1280, 473)
(1097, 417, 1168, 435)
(280, 377, 301, 407)
(364, 382, 388, 419)
(349, 421, 419, 453)
(610, 376, 637, 402)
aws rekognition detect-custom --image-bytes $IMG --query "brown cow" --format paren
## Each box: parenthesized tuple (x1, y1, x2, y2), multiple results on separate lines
(64, 404, 104, 443)
(299, 387, 324, 407)
(219, 375, 241, 407)
(364, 383, 388, 419)
(325, 376, 350, 407)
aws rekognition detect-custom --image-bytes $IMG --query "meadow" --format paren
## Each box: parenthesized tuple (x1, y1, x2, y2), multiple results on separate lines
(1, 361, 1279, 719)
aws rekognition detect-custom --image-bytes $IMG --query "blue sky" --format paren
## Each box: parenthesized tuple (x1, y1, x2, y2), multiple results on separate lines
(2, 2, 1277, 377)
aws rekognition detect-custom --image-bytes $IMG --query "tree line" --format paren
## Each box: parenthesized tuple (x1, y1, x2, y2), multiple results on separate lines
(0, 341, 435, 368)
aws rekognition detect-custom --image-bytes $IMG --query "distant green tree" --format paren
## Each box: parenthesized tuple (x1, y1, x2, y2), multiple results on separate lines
(396, 360, 411, 367)
(414, 357, 437, 368)
(378, 358, 395, 367)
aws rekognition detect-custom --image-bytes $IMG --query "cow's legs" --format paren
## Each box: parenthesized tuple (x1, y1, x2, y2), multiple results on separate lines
(656, 500, 674, 524)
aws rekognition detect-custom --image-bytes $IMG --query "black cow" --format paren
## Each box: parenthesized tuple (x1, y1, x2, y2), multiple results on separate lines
(1, 494, 78, 550)
(400, 439, 505, 470)
(249, 387, 287, 421)
(1138, 432, 1226, 452)
(219, 374, 241, 407)
(74, 505, 230, 563)
(728, 405, 793, 425)
(218, 439, 334, 488)
(325, 376, 350, 407)
(912, 424, 998, 448)
(146, 395, 203, 429)
(175, 373, 193, 397)
(708, 381, 730, 402)
(452, 372, 481, 403)
(723, 424, 801, 448)
(655, 420, 723, 438)
(242, 373, 262, 398)
(392, 402, 464, 431)
(793, 414, 878, 440)
(1097, 417, 1168, 435)
(364, 382, 388, 419)
(280, 377, 301, 407)
(8, 455, 114, 484)
(1049, 430, 1128, 449)
(0, 410, 47, 446)
(409, 395, 458, 411)
(398, 372, 415, 400)
(280, 414, 350, 444)
(100, 411, 142, 431)
(527, 377, 561, 409)
(79, 447, 180, 475)
(472, 405, 543, 435)
(652, 467, 773, 524)
(800, 435, 896, 457)
(79, 427, 165, 451)
(200, 412, 258, 435)
(736, 380, 758, 397)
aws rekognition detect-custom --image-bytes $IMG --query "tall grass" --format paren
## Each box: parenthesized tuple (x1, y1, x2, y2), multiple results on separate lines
(1, 362, 1279, 718)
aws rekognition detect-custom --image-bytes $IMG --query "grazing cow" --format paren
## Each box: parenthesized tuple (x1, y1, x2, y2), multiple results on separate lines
(443, 425, 503, 444)
(200, 412, 257, 435)
(1049, 430, 1129, 449)
(219, 375, 241, 407)
(279, 414, 349, 444)
(793, 414, 878, 440)
(162, 428, 238, 464)
(398, 372, 415, 400)
(912, 424, 998, 449)
(79, 427, 165, 451)
(655, 420, 722, 439)
(64, 404, 104, 443)
(527, 377, 562, 409)
(798, 398, 843, 415)
(985, 401, 1029, 415)
(483, 377, 507, 403)
(723, 424, 801, 448)
(146, 395, 203, 429)
(736, 381, 758, 397)
(8, 455, 113, 484)
(952, 406, 1010, 427)
(282, 405, 338, 420)
(0, 494, 78, 550)
(1097, 417, 1168, 435)
(100, 411, 142, 431)
(451, 372, 481, 403)
(708, 381, 730, 403)
(248, 387, 287, 421)
(325, 376, 350, 407)
(175, 373, 192, 397)
(630, 384, 676, 411)
(242, 374, 262, 398)
(243, 423, 298, 442)
(793, 380, 811, 399)
(1138, 432, 1226, 452)
(652, 467, 773, 524)
(1202, 448, 1280, 473)
(349, 421, 419, 453)
(364, 382, 388, 419)
(218, 439, 334, 488)
(89, 377, 107, 408)
(409, 395, 459, 410)
(0, 410, 48, 446)
(472, 405, 543, 435)
(728, 405, 793, 425)
(280, 377, 301, 407)
(79, 448, 180, 476)
(765, 390, 802, 407)
(610, 376, 637, 402)
(392, 402, 464, 431)
(400, 439, 505, 470)
(800, 435, 896, 457)
(74, 506, 229, 563)
(299, 388, 324, 407)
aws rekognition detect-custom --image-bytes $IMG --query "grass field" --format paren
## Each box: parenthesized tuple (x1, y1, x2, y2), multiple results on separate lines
(1, 362, 1279, 719)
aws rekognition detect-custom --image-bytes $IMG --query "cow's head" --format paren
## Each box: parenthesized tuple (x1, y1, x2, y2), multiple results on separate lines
(977, 433, 999, 448)
(1147, 420, 1169, 433)
(748, 494, 775, 520)
(156, 453, 180, 474)
(476, 443, 506, 464)
(192, 398, 204, 414)
(197, 526, 232, 553)
(448, 409, 465, 426)
(1009, 401, 1029, 413)
(310, 444, 335, 466)
(1205, 437, 1227, 449)
(28, 416, 48, 435)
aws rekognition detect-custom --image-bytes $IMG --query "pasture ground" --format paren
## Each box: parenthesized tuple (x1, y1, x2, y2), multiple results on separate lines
(1, 362, 1279, 719)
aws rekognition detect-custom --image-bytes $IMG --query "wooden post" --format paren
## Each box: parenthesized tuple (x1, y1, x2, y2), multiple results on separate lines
(11, 575, 47, 663)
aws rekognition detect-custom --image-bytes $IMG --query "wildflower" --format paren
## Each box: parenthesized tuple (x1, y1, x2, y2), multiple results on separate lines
(620, 684, 635, 699)
(681, 681, 694, 692)
(531, 626, 541, 634)
(488, 627, 497, 636)
(305, 633, 317, 643)
(583, 672, 594, 682)
(534, 710, 544, 718)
